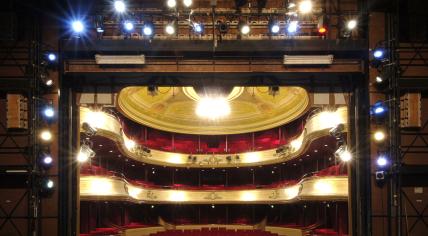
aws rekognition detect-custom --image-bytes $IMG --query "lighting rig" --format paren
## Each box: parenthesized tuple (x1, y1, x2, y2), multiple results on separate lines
(67, 0, 360, 41)
(35, 47, 58, 197)
(369, 40, 395, 187)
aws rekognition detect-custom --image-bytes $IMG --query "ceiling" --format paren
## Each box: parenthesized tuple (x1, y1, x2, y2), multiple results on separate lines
(117, 86, 309, 135)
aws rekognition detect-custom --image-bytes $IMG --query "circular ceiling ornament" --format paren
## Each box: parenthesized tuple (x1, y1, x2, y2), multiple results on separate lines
(117, 86, 309, 135)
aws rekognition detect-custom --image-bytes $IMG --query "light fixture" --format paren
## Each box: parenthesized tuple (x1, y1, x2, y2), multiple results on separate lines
(373, 130, 386, 142)
(373, 49, 385, 59)
(269, 19, 280, 34)
(123, 20, 134, 32)
(376, 76, 383, 83)
(335, 145, 351, 162)
(183, 0, 192, 7)
(283, 54, 334, 65)
(211, 204, 215, 209)
(77, 144, 95, 163)
(47, 53, 56, 61)
(287, 21, 299, 34)
(217, 21, 229, 34)
(196, 96, 231, 120)
(299, 0, 312, 13)
(318, 26, 327, 35)
(39, 151, 53, 169)
(193, 22, 204, 34)
(376, 155, 388, 167)
(371, 101, 388, 120)
(346, 19, 357, 30)
(167, 0, 177, 8)
(143, 22, 155, 37)
(114, 0, 126, 13)
(44, 178, 54, 189)
(71, 20, 84, 33)
(40, 130, 52, 142)
(43, 105, 55, 119)
(165, 23, 176, 35)
(239, 21, 250, 35)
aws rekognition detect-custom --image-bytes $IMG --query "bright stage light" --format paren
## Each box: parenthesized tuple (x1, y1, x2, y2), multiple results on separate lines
(196, 96, 231, 120)
(376, 76, 383, 83)
(270, 23, 280, 34)
(373, 130, 386, 142)
(167, 0, 177, 8)
(239, 23, 250, 35)
(376, 155, 388, 167)
(124, 138, 136, 150)
(71, 20, 84, 33)
(43, 155, 53, 165)
(373, 49, 385, 59)
(346, 20, 357, 30)
(183, 0, 192, 7)
(123, 21, 134, 31)
(318, 27, 327, 34)
(143, 23, 154, 36)
(114, 0, 126, 13)
(371, 101, 387, 118)
(77, 144, 95, 163)
(43, 106, 55, 118)
(47, 53, 56, 61)
(287, 21, 299, 33)
(193, 22, 204, 34)
(335, 145, 351, 162)
(299, 0, 313, 13)
(40, 130, 52, 142)
(165, 24, 176, 35)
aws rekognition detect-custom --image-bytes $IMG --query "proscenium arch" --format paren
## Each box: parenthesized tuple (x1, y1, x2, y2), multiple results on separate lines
(58, 39, 371, 236)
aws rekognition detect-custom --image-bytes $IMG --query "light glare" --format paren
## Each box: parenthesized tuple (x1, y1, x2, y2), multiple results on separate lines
(271, 24, 280, 33)
(165, 24, 175, 35)
(240, 24, 250, 35)
(183, 0, 192, 7)
(377, 156, 388, 167)
(287, 21, 298, 33)
(40, 130, 52, 141)
(71, 20, 84, 33)
(299, 0, 313, 13)
(167, 0, 177, 8)
(347, 20, 357, 30)
(196, 96, 231, 120)
(114, 0, 126, 13)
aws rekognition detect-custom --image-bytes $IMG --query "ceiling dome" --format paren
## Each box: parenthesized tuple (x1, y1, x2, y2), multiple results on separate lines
(117, 86, 309, 135)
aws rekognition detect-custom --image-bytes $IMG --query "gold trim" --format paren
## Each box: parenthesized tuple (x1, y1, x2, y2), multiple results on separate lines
(80, 175, 348, 204)
(117, 86, 309, 135)
(80, 107, 348, 168)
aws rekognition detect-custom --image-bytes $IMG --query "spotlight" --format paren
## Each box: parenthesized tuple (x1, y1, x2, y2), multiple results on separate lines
(43, 105, 55, 119)
(39, 151, 53, 169)
(375, 170, 386, 187)
(371, 101, 388, 120)
(167, 0, 177, 8)
(375, 76, 383, 83)
(39, 70, 53, 87)
(269, 19, 280, 34)
(193, 22, 204, 34)
(373, 130, 386, 142)
(183, 0, 192, 7)
(239, 21, 250, 35)
(42, 178, 55, 189)
(143, 22, 155, 37)
(71, 20, 84, 33)
(165, 23, 176, 35)
(318, 26, 327, 35)
(373, 49, 385, 59)
(217, 21, 229, 34)
(335, 145, 351, 162)
(47, 53, 56, 62)
(299, 0, 313, 13)
(40, 178, 55, 195)
(40, 130, 53, 142)
(376, 155, 388, 167)
(114, 0, 126, 13)
(77, 144, 95, 163)
(123, 20, 134, 32)
(287, 21, 299, 34)
(346, 19, 357, 30)
(211, 204, 215, 209)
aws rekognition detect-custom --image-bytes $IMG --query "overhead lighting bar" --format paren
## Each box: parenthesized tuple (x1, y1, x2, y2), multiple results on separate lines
(95, 54, 145, 65)
(283, 55, 334, 65)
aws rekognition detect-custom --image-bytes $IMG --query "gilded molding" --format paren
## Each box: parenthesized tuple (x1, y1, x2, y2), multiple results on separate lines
(80, 175, 348, 204)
